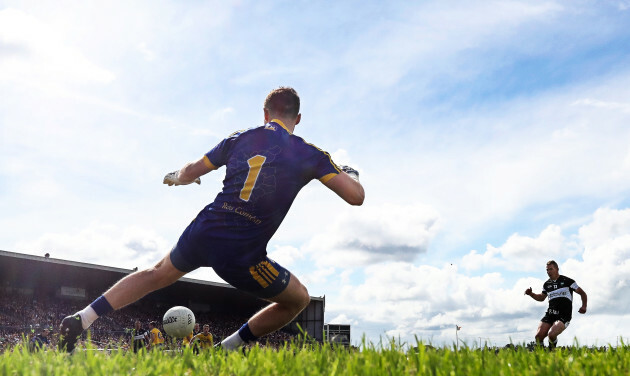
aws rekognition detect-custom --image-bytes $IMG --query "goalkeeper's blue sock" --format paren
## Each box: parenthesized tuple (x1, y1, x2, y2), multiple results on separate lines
(78, 295, 114, 330)
(238, 323, 258, 342)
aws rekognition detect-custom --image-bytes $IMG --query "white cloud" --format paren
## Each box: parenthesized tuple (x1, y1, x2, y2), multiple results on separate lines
(324, 207, 630, 346)
(617, 0, 630, 11)
(340, 1, 562, 90)
(0, 8, 115, 86)
(390, 72, 630, 250)
(136, 42, 156, 62)
(564, 208, 630, 314)
(572, 98, 630, 113)
(267, 244, 303, 267)
(303, 267, 336, 286)
(328, 313, 359, 326)
(329, 149, 357, 170)
(578, 207, 630, 251)
(462, 224, 580, 272)
(303, 203, 440, 267)
(324, 261, 539, 345)
(190, 107, 237, 138)
(186, 267, 223, 284)
(14, 222, 170, 270)
(569, 314, 630, 346)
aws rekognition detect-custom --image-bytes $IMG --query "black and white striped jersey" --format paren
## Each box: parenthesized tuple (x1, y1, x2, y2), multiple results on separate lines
(542, 275, 579, 315)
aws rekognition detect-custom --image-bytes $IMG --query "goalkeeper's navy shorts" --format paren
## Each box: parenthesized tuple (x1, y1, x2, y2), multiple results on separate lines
(169, 241, 291, 299)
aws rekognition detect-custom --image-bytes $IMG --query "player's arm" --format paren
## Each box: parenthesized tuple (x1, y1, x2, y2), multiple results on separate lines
(576, 287, 587, 314)
(322, 166, 365, 206)
(163, 156, 218, 186)
(524, 287, 547, 302)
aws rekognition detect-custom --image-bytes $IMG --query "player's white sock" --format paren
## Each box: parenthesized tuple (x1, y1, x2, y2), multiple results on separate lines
(77, 306, 99, 330)
(220, 331, 245, 350)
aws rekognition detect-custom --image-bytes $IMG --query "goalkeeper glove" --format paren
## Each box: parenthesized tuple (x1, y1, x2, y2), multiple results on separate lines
(339, 165, 359, 182)
(163, 171, 201, 186)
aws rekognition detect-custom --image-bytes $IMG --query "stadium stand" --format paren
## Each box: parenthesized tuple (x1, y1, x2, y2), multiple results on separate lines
(0, 250, 323, 352)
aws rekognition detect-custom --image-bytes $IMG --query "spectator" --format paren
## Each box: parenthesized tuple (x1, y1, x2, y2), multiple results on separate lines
(29, 329, 50, 351)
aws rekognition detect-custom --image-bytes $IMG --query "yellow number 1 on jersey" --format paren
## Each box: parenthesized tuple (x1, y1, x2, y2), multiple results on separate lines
(239, 155, 266, 201)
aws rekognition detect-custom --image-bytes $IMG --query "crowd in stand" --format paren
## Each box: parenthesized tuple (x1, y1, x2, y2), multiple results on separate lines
(0, 290, 295, 352)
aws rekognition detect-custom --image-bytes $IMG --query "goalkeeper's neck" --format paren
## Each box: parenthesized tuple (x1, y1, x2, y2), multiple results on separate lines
(264, 110, 301, 134)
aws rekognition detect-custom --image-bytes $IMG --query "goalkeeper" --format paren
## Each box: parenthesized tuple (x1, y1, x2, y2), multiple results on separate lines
(59, 87, 364, 352)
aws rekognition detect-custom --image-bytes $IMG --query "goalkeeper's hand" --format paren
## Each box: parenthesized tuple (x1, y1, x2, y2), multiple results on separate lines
(339, 165, 360, 182)
(163, 171, 201, 186)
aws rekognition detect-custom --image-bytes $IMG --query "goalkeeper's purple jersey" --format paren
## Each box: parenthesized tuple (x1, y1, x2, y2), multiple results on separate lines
(197, 119, 339, 257)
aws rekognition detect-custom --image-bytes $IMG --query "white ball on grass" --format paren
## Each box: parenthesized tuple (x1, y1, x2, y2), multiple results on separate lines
(162, 306, 195, 338)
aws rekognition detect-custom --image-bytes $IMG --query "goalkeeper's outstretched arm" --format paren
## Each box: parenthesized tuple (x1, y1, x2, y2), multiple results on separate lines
(323, 165, 364, 206)
(163, 156, 218, 186)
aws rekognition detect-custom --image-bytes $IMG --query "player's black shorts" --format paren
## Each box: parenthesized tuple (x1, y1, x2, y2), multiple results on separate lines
(541, 309, 571, 327)
(132, 342, 144, 353)
(170, 244, 291, 299)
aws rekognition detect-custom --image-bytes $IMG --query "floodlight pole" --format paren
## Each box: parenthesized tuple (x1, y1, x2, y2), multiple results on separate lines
(455, 325, 459, 351)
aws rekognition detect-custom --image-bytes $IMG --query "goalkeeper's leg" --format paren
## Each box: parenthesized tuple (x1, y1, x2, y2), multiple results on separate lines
(248, 274, 310, 335)
(220, 274, 310, 350)
(101, 254, 186, 311)
(60, 253, 186, 351)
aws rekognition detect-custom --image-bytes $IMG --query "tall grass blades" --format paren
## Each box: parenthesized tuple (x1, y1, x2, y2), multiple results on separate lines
(0, 338, 628, 375)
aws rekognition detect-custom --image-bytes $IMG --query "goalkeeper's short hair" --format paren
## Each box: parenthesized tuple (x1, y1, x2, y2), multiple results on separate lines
(264, 87, 300, 119)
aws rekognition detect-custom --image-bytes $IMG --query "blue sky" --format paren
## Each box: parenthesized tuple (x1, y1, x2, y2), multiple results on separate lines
(2, 0, 630, 347)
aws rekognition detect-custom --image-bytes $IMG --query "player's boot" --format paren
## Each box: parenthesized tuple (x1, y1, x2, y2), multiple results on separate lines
(58, 314, 83, 352)
(548, 339, 557, 351)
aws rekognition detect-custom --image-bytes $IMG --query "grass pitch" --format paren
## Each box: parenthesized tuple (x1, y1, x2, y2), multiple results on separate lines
(1, 339, 628, 375)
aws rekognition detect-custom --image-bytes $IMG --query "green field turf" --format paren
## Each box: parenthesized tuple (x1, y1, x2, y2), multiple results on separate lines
(1, 339, 628, 375)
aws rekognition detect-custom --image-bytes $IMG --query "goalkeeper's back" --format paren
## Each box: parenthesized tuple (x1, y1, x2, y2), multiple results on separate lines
(200, 119, 341, 244)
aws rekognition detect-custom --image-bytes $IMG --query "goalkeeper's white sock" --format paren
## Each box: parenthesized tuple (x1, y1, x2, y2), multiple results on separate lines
(77, 306, 98, 330)
(220, 331, 245, 350)
(77, 295, 114, 330)
(220, 323, 258, 350)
